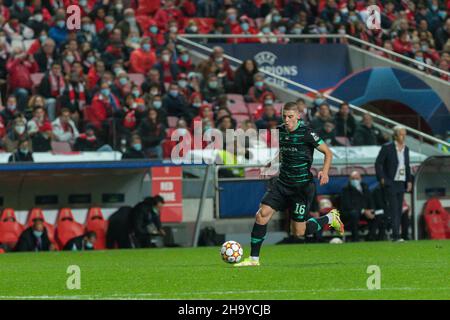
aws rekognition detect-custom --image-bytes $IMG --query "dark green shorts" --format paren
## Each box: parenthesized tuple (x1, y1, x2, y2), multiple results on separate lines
(261, 178, 316, 222)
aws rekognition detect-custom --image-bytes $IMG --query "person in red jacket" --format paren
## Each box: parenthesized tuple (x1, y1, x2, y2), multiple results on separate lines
(154, 0, 184, 32)
(392, 30, 413, 56)
(144, 19, 166, 49)
(88, 81, 122, 130)
(6, 47, 39, 111)
(129, 37, 157, 75)
(230, 16, 258, 44)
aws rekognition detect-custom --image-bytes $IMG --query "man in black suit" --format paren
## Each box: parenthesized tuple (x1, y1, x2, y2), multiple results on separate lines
(375, 126, 412, 241)
(15, 218, 52, 252)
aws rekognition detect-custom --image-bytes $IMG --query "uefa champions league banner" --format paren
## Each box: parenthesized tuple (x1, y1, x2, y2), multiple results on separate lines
(218, 44, 351, 91)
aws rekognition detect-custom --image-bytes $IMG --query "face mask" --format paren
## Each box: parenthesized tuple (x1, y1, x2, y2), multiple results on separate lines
(40, 35, 47, 43)
(16, 1, 25, 9)
(177, 128, 188, 136)
(114, 68, 122, 75)
(16, 125, 25, 135)
(119, 77, 127, 85)
(33, 230, 43, 238)
(431, 5, 438, 11)
(132, 90, 140, 97)
(241, 23, 249, 31)
(79, 0, 87, 6)
(262, 27, 270, 34)
(85, 241, 94, 249)
(35, 14, 43, 22)
(169, 26, 178, 33)
(228, 14, 236, 22)
(278, 26, 286, 33)
(66, 55, 75, 63)
(273, 15, 281, 23)
(105, 23, 114, 31)
(101, 88, 110, 96)
(415, 56, 424, 63)
(264, 99, 273, 105)
(169, 90, 178, 98)
(153, 100, 162, 109)
(293, 27, 303, 34)
(438, 11, 447, 19)
(334, 16, 341, 24)
(338, 28, 346, 35)
(350, 179, 361, 190)
(150, 26, 158, 34)
(181, 54, 189, 62)
(7, 104, 16, 111)
(190, 26, 198, 32)
(421, 45, 429, 51)
(87, 56, 96, 64)
(133, 143, 142, 151)
(150, 89, 159, 96)
(131, 37, 140, 43)
(178, 80, 187, 88)
(116, 4, 123, 10)
(57, 21, 66, 29)
(126, 17, 135, 24)
(20, 148, 28, 153)
(349, 15, 357, 22)
(162, 54, 170, 62)
(319, 27, 327, 33)
(255, 81, 264, 88)
(192, 102, 201, 108)
(142, 43, 151, 52)
(208, 81, 218, 89)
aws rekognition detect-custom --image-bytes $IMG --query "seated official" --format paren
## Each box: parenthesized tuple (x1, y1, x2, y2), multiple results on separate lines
(15, 218, 52, 252)
(63, 232, 97, 251)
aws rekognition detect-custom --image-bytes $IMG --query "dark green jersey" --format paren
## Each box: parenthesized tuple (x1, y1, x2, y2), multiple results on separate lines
(278, 121, 324, 187)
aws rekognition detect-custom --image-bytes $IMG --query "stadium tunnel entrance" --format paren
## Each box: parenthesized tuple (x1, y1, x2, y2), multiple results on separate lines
(361, 99, 433, 135)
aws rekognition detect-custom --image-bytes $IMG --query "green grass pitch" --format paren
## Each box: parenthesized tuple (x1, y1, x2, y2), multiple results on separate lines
(0, 240, 449, 300)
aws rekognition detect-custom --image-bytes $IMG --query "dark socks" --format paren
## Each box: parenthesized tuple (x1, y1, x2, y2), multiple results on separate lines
(250, 223, 267, 257)
(305, 216, 329, 235)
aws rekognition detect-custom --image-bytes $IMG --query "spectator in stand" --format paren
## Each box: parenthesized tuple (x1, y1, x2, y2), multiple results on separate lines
(15, 217, 52, 252)
(63, 231, 97, 251)
(246, 72, 274, 103)
(89, 80, 122, 133)
(33, 37, 56, 72)
(59, 71, 89, 125)
(37, 62, 66, 121)
(154, 0, 184, 32)
(435, 17, 450, 50)
(334, 102, 356, 141)
(122, 134, 146, 159)
(162, 82, 192, 124)
(52, 108, 79, 147)
(207, 21, 226, 43)
(231, 15, 258, 44)
(2, 116, 31, 152)
(177, 47, 194, 74)
(1, 95, 20, 124)
(73, 124, 105, 152)
(6, 46, 38, 111)
(201, 73, 225, 103)
(3, 12, 34, 43)
(310, 103, 334, 132)
(27, 105, 52, 152)
(233, 59, 258, 95)
(138, 108, 165, 159)
(27, 29, 49, 56)
(153, 48, 179, 85)
(353, 113, 385, 146)
(48, 15, 68, 48)
(258, 22, 278, 43)
(209, 46, 234, 81)
(79, 16, 100, 50)
(392, 30, 413, 56)
(319, 121, 342, 146)
(141, 68, 165, 97)
(296, 98, 312, 123)
(192, 104, 214, 130)
(255, 103, 281, 130)
(8, 139, 34, 162)
(129, 37, 157, 75)
(116, 8, 142, 39)
(340, 170, 374, 242)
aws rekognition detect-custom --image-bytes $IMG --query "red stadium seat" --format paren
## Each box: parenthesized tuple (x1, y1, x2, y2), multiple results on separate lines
(273, 103, 283, 114)
(85, 207, 108, 250)
(0, 208, 24, 248)
(228, 102, 249, 115)
(128, 73, 146, 87)
(423, 198, 449, 239)
(226, 94, 245, 104)
(55, 208, 84, 248)
(247, 103, 261, 118)
(51, 141, 72, 153)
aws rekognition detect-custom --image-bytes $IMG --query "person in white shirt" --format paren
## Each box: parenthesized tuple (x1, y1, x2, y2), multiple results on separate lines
(52, 107, 79, 146)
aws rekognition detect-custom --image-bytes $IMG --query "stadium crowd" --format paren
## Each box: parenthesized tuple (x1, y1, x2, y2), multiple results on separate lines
(0, 0, 449, 161)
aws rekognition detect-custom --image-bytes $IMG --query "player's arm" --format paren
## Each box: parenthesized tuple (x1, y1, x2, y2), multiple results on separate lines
(316, 142, 333, 186)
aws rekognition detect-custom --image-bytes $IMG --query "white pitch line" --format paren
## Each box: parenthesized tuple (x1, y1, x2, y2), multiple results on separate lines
(1, 287, 449, 300)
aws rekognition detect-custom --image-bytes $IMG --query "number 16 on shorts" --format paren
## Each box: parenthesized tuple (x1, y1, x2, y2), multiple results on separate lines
(294, 203, 306, 220)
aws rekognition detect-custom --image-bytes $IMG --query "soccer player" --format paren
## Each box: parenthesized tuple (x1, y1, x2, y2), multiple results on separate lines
(235, 101, 344, 267)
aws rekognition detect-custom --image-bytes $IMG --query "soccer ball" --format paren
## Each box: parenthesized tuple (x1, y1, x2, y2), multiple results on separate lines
(220, 241, 244, 264)
(329, 237, 343, 244)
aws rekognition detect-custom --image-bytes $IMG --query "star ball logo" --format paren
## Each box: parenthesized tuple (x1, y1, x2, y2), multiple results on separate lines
(366, 5, 381, 30)
(254, 51, 298, 88)
(66, 5, 82, 30)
